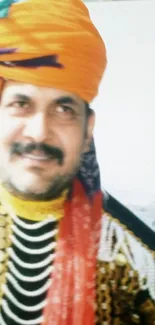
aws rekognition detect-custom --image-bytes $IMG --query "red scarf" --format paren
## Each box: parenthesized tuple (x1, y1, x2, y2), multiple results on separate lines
(42, 179, 102, 325)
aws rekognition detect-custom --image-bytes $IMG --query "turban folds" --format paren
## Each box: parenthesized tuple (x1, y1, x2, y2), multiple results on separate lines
(0, 0, 107, 102)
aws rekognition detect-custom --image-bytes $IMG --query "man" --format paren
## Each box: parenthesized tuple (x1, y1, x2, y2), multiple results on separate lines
(0, 0, 154, 324)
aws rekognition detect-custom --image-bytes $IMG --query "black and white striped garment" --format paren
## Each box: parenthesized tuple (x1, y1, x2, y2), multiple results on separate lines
(0, 214, 59, 325)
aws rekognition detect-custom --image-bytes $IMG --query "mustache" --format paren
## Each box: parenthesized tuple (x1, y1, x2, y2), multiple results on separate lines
(10, 142, 64, 165)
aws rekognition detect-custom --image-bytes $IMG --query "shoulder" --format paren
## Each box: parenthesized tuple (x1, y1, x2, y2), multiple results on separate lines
(96, 192, 155, 324)
(98, 191, 155, 301)
(102, 191, 154, 251)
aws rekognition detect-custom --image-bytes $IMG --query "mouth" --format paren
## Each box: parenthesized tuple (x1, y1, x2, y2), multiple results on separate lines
(22, 153, 53, 161)
(17, 151, 59, 169)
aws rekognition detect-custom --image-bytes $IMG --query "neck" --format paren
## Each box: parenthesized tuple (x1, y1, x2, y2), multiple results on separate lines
(0, 183, 68, 222)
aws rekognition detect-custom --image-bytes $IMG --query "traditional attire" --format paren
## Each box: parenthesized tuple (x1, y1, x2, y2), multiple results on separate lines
(0, 1, 154, 325)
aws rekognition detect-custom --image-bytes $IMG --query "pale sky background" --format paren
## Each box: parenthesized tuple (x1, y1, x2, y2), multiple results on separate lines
(86, 0, 155, 228)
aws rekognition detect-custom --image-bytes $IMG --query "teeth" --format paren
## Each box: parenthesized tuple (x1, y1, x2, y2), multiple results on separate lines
(23, 154, 49, 161)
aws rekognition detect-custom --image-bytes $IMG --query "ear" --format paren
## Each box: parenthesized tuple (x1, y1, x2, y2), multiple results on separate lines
(83, 112, 95, 153)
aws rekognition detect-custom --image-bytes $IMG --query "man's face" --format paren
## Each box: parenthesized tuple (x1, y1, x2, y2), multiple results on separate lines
(0, 81, 94, 200)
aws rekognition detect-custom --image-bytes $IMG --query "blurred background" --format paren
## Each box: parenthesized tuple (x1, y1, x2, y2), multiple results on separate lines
(84, 0, 155, 230)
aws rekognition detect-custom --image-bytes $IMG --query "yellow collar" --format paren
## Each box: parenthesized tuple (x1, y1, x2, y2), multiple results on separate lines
(0, 185, 67, 221)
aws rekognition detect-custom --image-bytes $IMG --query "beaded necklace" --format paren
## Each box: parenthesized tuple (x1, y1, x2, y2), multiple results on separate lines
(0, 185, 67, 316)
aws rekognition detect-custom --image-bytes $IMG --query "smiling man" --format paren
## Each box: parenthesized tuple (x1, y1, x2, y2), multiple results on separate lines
(0, 82, 94, 200)
(0, 1, 154, 325)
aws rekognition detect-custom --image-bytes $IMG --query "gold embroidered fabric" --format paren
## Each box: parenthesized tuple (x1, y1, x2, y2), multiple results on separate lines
(0, 205, 13, 305)
(96, 259, 155, 325)
(139, 299, 155, 325)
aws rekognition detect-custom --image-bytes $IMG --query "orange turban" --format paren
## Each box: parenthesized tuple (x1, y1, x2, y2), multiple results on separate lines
(0, 0, 107, 102)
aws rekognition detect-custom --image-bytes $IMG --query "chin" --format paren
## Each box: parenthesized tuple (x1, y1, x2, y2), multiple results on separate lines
(9, 173, 50, 196)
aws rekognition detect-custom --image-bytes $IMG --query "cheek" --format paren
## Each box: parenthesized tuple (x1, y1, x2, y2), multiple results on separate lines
(60, 126, 85, 160)
(0, 114, 22, 145)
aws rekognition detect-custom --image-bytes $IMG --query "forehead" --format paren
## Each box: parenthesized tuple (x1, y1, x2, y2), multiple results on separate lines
(1, 80, 85, 107)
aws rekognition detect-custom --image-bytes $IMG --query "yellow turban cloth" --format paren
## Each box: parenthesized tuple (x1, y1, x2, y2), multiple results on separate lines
(0, 0, 107, 102)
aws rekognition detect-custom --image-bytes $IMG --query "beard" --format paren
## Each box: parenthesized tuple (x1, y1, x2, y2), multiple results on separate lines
(0, 141, 82, 201)
(1, 170, 77, 201)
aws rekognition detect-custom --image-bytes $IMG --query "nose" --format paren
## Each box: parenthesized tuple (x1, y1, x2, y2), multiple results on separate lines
(23, 113, 50, 142)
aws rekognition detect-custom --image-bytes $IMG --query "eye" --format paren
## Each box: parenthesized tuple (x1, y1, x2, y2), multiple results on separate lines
(13, 101, 29, 109)
(55, 105, 77, 119)
(56, 105, 73, 112)
(7, 100, 31, 116)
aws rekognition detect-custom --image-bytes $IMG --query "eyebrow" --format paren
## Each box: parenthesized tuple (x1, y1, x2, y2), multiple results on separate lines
(10, 94, 80, 107)
(11, 94, 31, 102)
(55, 96, 80, 107)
